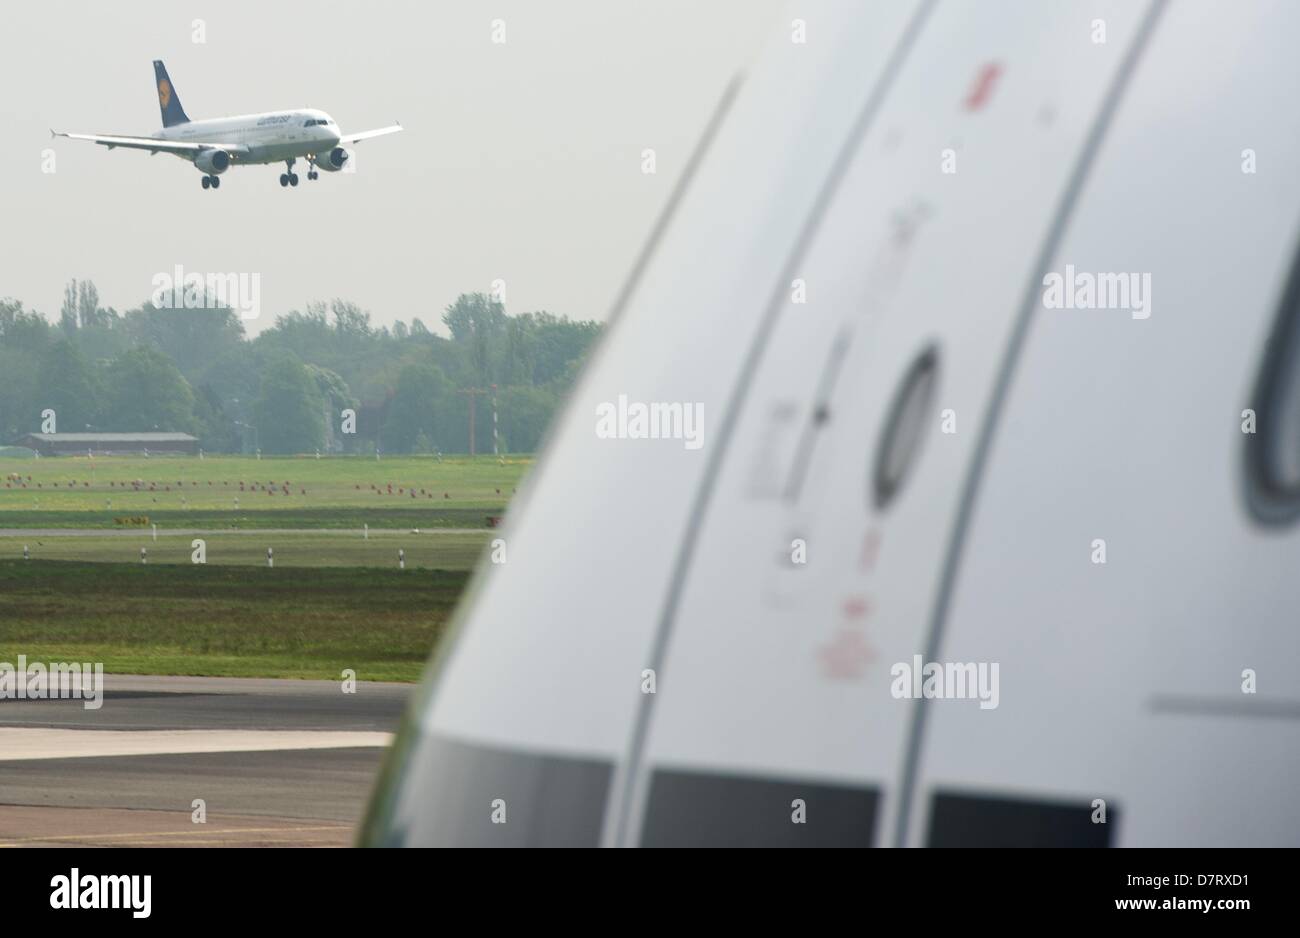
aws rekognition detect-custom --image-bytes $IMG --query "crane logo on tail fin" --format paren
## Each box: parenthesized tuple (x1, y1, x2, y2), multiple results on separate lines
(158, 79, 171, 109)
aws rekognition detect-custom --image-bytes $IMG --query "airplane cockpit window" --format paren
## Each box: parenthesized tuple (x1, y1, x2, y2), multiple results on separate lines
(361, 734, 612, 846)
(926, 791, 1116, 847)
(640, 769, 878, 846)
(873, 345, 940, 509)
(1245, 246, 1300, 523)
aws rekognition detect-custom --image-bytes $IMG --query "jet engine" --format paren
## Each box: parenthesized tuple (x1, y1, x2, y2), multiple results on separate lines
(315, 147, 351, 172)
(194, 149, 230, 175)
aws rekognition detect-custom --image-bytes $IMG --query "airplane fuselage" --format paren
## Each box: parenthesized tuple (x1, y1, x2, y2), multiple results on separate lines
(155, 109, 341, 165)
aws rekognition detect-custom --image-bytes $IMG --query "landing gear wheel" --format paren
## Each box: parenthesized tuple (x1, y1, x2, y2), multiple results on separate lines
(201, 176, 210, 190)
(210, 175, 220, 189)
(289, 173, 299, 186)
(280, 174, 289, 187)
(308, 171, 318, 181)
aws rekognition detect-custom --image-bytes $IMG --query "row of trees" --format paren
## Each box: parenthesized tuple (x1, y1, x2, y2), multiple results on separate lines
(0, 286, 602, 454)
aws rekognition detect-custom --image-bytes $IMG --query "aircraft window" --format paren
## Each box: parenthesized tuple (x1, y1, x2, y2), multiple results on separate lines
(359, 733, 611, 846)
(873, 345, 940, 509)
(1246, 245, 1300, 523)
(640, 767, 878, 846)
(926, 790, 1115, 847)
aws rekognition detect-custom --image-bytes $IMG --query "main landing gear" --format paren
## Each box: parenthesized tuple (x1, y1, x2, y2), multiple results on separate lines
(280, 158, 299, 187)
(200, 175, 220, 190)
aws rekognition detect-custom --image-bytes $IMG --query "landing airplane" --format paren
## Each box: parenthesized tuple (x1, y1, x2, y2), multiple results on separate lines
(52, 60, 402, 190)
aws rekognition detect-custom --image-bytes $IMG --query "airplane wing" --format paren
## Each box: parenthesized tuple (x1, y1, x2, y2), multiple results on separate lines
(50, 130, 249, 157)
(337, 123, 403, 145)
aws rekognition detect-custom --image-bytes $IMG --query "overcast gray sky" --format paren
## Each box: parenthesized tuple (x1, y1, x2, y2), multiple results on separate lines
(0, 0, 784, 334)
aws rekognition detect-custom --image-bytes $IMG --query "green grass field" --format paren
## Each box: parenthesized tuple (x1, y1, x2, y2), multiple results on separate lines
(0, 530, 491, 568)
(0, 454, 526, 526)
(0, 560, 467, 682)
(0, 454, 527, 681)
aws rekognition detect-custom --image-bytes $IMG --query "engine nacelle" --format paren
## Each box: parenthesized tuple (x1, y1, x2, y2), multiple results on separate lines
(316, 147, 351, 172)
(194, 149, 230, 175)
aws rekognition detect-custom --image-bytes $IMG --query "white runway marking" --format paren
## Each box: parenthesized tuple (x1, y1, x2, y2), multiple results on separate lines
(0, 728, 393, 761)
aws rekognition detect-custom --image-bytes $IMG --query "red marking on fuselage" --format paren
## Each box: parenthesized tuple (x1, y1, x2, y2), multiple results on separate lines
(964, 62, 1003, 111)
(819, 629, 876, 680)
(842, 595, 872, 619)
(859, 529, 882, 572)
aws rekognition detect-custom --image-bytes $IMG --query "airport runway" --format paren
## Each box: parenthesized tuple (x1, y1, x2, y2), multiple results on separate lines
(0, 674, 411, 847)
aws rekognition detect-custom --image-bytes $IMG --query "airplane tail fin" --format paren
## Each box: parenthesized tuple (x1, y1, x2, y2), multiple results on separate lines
(152, 60, 190, 128)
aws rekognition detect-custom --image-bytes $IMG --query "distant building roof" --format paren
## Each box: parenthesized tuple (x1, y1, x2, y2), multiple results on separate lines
(22, 433, 198, 443)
